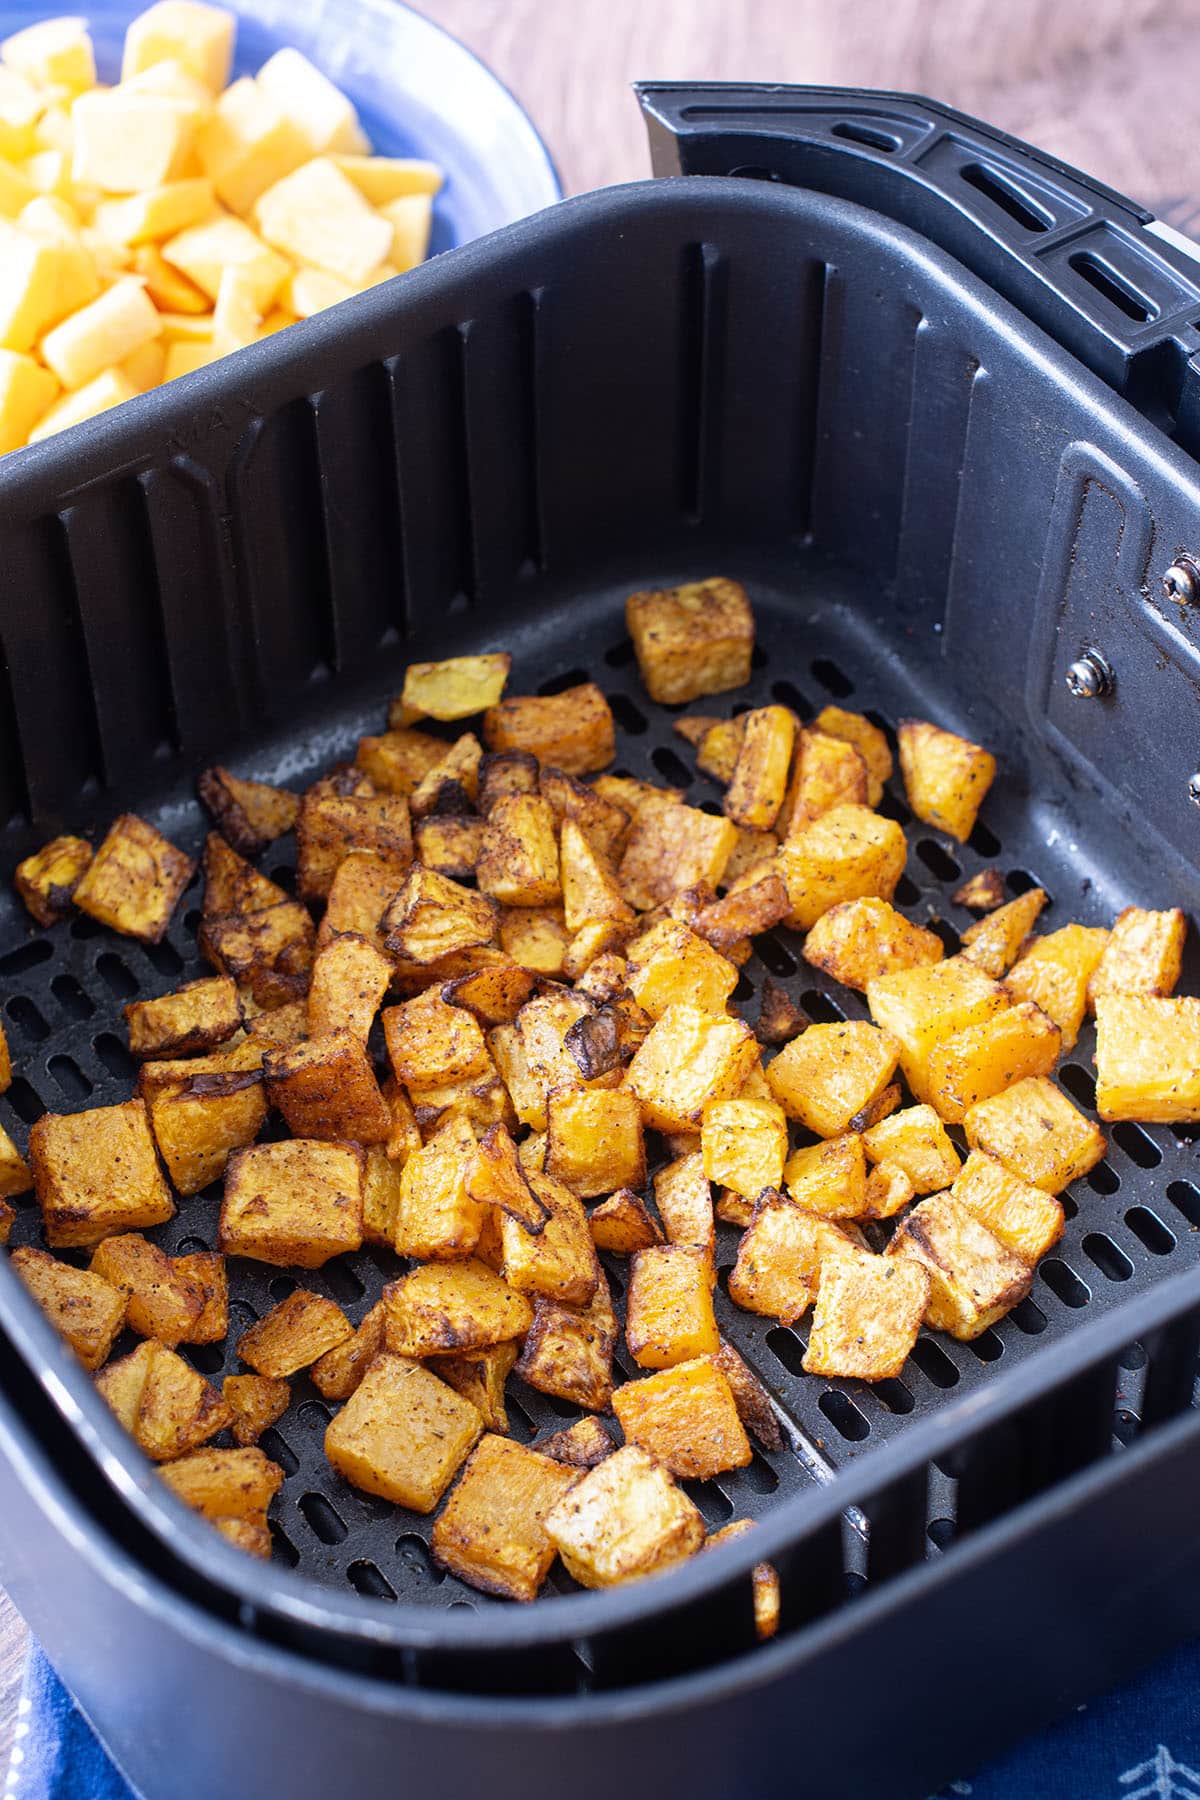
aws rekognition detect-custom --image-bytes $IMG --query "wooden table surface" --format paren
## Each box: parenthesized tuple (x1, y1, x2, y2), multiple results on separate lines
(3, 0, 1199, 1778)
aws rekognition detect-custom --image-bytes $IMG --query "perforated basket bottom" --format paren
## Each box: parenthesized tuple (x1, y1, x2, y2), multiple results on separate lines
(2, 557, 1197, 1612)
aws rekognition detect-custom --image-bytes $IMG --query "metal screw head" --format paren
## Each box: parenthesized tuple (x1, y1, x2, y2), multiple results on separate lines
(1163, 560, 1200, 606)
(1065, 649, 1114, 699)
(1189, 772, 1200, 807)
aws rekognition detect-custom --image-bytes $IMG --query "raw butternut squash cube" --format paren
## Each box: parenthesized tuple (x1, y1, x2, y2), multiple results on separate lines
(701, 1098, 787, 1200)
(0, 155, 34, 218)
(71, 88, 196, 192)
(925, 999, 1061, 1125)
(1093, 994, 1200, 1123)
(538, 1416, 615, 1468)
(779, 729, 869, 838)
(619, 801, 737, 910)
(210, 262, 262, 353)
(1005, 924, 1109, 1052)
(296, 786, 412, 901)
(331, 154, 442, 203)
(126, 974, 241, 1058)
(90, 1233, 203, 1346)
(174, 1251, 227, 1343)
(539, 766, 631, 861)
(614, 1358, 751, 1481)
(862, 1103, 960, 1194)
(483, 682, 615, 776)
(383, 864, 498, 965)
(766, 1019, 899, 1138)
(546, 1087, 645, 1198)
(432, 1433, 579, 1602)
(803, 897, 942, 991)
(813, 706, 893, 807)
(72, 812, 194, 943)
(381, 193, 431, 268)
(407, 732, 483, 819)
(30, 1099, 174, 1248)
(723, 705, 796, 830)
(625, 577, 754, 705)
(3, 17, 95, 92)
(866, 955, 1009, 1107)
(898, 719, 996, 842)
(361, 1137, 403, 1242)
(161, 1446, 282, 1529)
(264, 1028, 390, 1144)
(777, 804, 907, 930)
(497, 904, 568, 977)
(430, 1339, 517, 1434)
(200, 901, 315, 1007)
(305, 933, 391, 1045)
(963, 1076, 1105, 1193)
(13, 833, 92, 925)
(92, 177, 214, 248)
(132, 1341, 233, 1460)
(122, 2, 234, 91)
(325, 1353, 482, 1512)
(959, 887, 1046, 978)
(0, 347, 57, 449)
(309, 1302, 386, 1402)
(256, 46, 368, 156)
(400, 653, 511, 721)
(516, 1276, 616, 1411)
(784, 1133, 868, 1218)
(475, 793, 560, 906)
(1089, 906, 1186, 1002)
(219, 1139, 364, 1268)
(626, 1242, 717, 1367)
(728, 1196, 855, 1323)
(11, 1246, 126, 1371)
(393, 1112, 484, 1259)
(237, 1288, 352, 1378)
(653, 1151, 716, 1258)
(0, 219, 96, 353)
(696, 716, 746, 784)
(195, 76, 308, 213)
(590, 1188, 662, 1254)
(888, 1191, 1031, 1339)
(222, 1374, 290, 1446)
(500, 1171, 599, 1306)
(0, 1126, 31, 1198)
(414, 815, 484, 879)
(802, 1252, 929, 1381)
(545, 1443, 705, 1587)
(356, 725, 447, 796)
(162, 214, 289, 308)
(625, 917, 737, 1020)
(951, 1151, 1064, 1264)
(28, 365, 137, 438)
(120, 338, 166, 393)
(383, 1258, 532, 1357)
(624, 1002, 758, 1135)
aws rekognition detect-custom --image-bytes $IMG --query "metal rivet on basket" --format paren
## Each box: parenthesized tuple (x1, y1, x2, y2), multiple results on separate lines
(1064, 649, 1114, 699)
(1162, 559, 1200, 605)
(1188, 772, 1200, 806)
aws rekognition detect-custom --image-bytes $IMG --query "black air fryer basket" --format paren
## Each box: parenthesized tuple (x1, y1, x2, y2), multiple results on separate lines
(3, 85, 1200, 1800)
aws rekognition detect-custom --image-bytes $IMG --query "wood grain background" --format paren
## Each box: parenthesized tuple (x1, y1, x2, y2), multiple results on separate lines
(3, 0, 1197, 1776)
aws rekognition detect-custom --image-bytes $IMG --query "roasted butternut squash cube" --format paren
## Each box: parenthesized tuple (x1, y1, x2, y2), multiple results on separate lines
(813, 706, 893, 807)
(139, 1038, 266, 1194)
(500, 1171, 599, 1306)
(465, 1121, 547, 1233)
(784, 1133, 868, 1218)
(562, 918, 631, 980)
(1005, 924, 1109, 1052)
(538, 1416, 615, 1468)
(545, 1087, 645, 1199)
(383, 865, 498, 965)
(1089, 907, 1186, 1002)
(691, 871, 790, 959)
(95, 1338, 157, 1431)
(862, 1103, 960, 1194)
(626, 1242, 718, 1367)
(14, 833, 92, 926)
(392, 1111, 484, 1259)
(779, 729, 869, 838)
(755, 978, 809, 1046)
(564, 995, 651, 1081)
(558, 818, 632, 936)
(802, 1251, 929, 1381)
(11, 1245, 126, 1371)
(160, 1448, 282, 1529)
(715, 1189, 754, 1227)
(306, 1301, 386, 1402)
(866, 955, 1009, 1107)
(174, 1251, 227, 1344)
(861, 1160, 914, 1219)
(1093, 994, 1200, 1122)
(222, 1374, 291, 1447)
(701, 1098, 787, 1200)
(653, 1151, 716, 1258)
(489, 1023, 545, 1129)
(723, 706, 796, 831)
(613, 1358, 752, 1481)
(440, 960, 537, 1029)
(540, 766, 631, 861)
(400, 653, 511, 721)
(383, 989, 490, 1089)
(475, 793, 561, 906)
(325, 1352, 483, 1511)
(383, 1258, 532, 1357)
(212, 1514, 274, 1558)
(30, 1099, 175, 1248)
(200, 900, 315, 1007)
(963, 1076, 1104, 1193)
(777, 804, 907, 930)
(888, 1192, 1031, 1338)
(625, 577, 754, 705)
(951, 1151, 1064, 1264)
(624, 1003, 758, 1134)
(590, 1188, 663, 1254)
(705, 1520, 781, 1641)
(264, 1028, 390, 1144)
(90, 1233, 203, 1347)
(132, 1342, 233, 1461)
(619, 802, 737, 910)
(296, 788, 412, 901)
(925, 999, 1061, 1125)
(219, 1139, 364, 1268)
(721, 826, 779, 890)
(696, 716, 746, 784)
(409, 817, 481, 882)
(0, 1126, 31, 1199)
(625, 918, 737, 1020)
(959, 887, 1046, 978)
(711, 1341, 782, 1450)
(356, 725, 446, 796)
(430, 1339, 518, 1434)
(766, 1020, 898, 1138)
(477, 749, 540, 813)
(592, 774, 685, 822)
(196, 766, 298, 856)
(543, 1444, 706, 1588)
(201, 833, 288, 918)
(408, 732, 483, 819)
(237, 1288, 352, 1378)
(125, 974, 241, 1059)
(72, 812, 194, 942)
(316, 852, 398, 957)
(897, 719, 996, 842)
(432, 1433, 578, 1601)
(803, 897, 942, 992)
(497, 904, 569, 976)
(516, 1275, 617, 1410)
(306, 933, 392, 1043)
(728, 1195, 854, 1323)
(483, 682, 614, 776)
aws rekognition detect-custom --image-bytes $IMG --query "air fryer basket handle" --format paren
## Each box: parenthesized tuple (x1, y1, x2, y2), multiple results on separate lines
(637, 82, 1200, 452)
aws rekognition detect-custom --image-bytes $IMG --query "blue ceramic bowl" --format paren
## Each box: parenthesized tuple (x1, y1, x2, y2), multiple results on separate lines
(0, 0, 562, 252)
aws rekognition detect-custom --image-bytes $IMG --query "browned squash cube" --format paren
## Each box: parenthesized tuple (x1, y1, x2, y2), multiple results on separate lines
(30, 1098, 175, 1248)
(515, 990, 605, 1126)
(383, 1258, 532, 1357)
(867, 956, 1009, 1108)
(1089, 906, 1186, 1002)
(538, 1417, 615, 1468)
(306, 933, 392, 1043)
(784, 1134, 868, 1217)
(624, 1003, 758, 1134)
(11, 1245, 126, 1371)
(862, 1160, 916, 1220)
(237, 1289, 353, 1378)
(701, 1098, 787, 1200)
(213, 1516, 273, 1558)
(723, 706, 797, 831)
(200, 900, 315, 1007)
(1005, 924, 1109, 1052)
(401, 652, 512, 721)
(613, 1358, 752, 1481)
(619, 802, 737, 910)
(1093, 994, 1200, 1122)
(483, 682, 615, 776)
(414, 814, 485, 878)
(712, 1342, 783, 1450)
(174, 1251, 228, 1344)
(862, 1104, 960, 1194)
(696, 716, 747, 783)
(489, 1023, 546, 1129)
(14, 833, 93, 926)
(546, 1087, 645, 1199)
(72, 813, 195, 943)
(325, 1352, 483, 1511)
(394, 1111, 485, 1260)
(543, 1444, 705, 1588)
(219, 1140, 364, 1268)
(264, 1028, 390, 1144)
(802, 1252, 929, 1381)
(705, 1521, 781, 1641)
(125, 975, 242, 1059)
(951, 1151, 1065, 1264)
(887, 1192, 1031, 1339)
(963, 1076, 1105, 1193)
(475, 794, 561, 906)
(626, 1243, 718, 1367)
(160, 1445, 283, 1519)
(384, 989, 491, 1088)
(409, 732, 484, 819)
(310, 1302, 387, 1403)
(318, 851, 402, 954)
(727, 1196, 853, 1324)
(90, 1233, 204, 1346)
(0, 1197, 14, 1240)
(803, 897, 942, 992)
(431, 1339, 518, 1433)
(356, 724, 446, 795)
(653, 1150, 716, 1259)
(625, 577, 754, 705)
(223, 1373, 291, 1446)
(590, 1188, 663, 1254)
(925, 999, 1060, 1124)
(558, 819, 633, 936)
(516, 1277, 617, 1411)
(540, 766, 631, 862)
(201, 833, 289, 918)
(441, 960, 537, 1027)
(898, 720, 996, 842)
(478, 749, 540, 814)
(777, 804, 907, 930)
(140, 1038, 267, 1194)
(755, 978, 809, 1046)
(766, 1020, 898, 1138)
(132, 1342, 234, 1461)
(813, 706, 893, 807)
(778, 729, 869, 838)
(720, 826, 780, 891)
(432, 1433, 579, 1601)
(0, 1124, 31, 1198)
(296, 788, 413, 901)
(497, 904, 569, 977)
(625, 918, 737, 1020)
(94, 1338, 156, 1429)
(196, 766, 299, 856)
(960, 888, 1046, 978)
(500, 1171, 600, 1306)
(383, 864, 498, 965)
(464, 1121, 546, 1233)
(690, 871, 790, 960)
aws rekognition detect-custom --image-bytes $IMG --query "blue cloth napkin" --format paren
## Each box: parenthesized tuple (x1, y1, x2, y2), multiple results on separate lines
(10, 1635, 1200, 1800)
